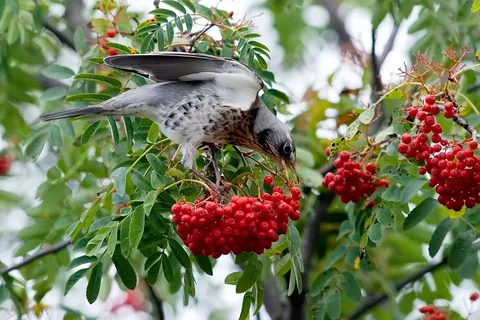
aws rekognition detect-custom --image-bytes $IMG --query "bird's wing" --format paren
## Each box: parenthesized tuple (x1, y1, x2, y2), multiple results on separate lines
(104, 52, 263, 111)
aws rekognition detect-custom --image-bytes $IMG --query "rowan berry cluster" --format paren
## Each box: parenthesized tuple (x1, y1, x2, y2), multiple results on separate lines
(399, 94, 480, 211)
(171, 185, 302, 258)
(322, 151, 389, 206)
(418, 305, 447, 320)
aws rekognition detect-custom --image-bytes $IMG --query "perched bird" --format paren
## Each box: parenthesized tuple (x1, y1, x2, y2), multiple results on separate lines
(39, 52, 296, 172)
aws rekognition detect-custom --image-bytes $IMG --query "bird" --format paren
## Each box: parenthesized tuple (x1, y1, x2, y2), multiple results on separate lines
(39, 52, 296, 178)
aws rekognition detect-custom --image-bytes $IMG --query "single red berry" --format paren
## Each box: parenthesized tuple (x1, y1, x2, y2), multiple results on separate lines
(326, 147, 331, 156)
(425, 94, 436, 105)
(408, 107, 418, 117)
(469, 140, 478, 149)
(108, 48, 118, 56)
(417, 111, 427, 121)
(444, 110, 454, 119)
(470, 292, 479, 301)
(290, 187, 301, 199)
(333, 158, 344, 168)
(398, 143, 409, 154)
(401, 133, 412, 144)
(228, 11, 234, 18)
(0, 155, 12, 175)
(419, 167, 427, 175)
(339, 151, 350, 161)
(263, 175, 273, 185)
(106, 28, 117, 38)
(444, 101, 454, 112)
(365, 162, 376, 173)
(271, 192, 282, 202)
(171, 203, 182, 215)
(431, 106, 440, 115)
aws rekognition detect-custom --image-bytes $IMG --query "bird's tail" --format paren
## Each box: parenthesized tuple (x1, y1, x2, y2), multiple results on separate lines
(39, 106, 104, 122)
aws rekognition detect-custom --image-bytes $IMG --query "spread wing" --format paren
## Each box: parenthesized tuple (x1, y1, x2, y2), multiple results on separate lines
(104, 52, 264, 111)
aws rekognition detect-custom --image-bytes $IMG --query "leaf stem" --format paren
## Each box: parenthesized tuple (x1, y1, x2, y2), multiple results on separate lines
(372, 82, 424, 108)
(453, 63, 480, 78)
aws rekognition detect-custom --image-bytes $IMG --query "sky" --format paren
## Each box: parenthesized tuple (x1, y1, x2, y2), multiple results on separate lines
(0, 0, 479, 319)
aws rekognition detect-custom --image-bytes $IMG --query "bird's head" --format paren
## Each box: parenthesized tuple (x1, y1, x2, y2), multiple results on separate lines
(253, 108, 296, 171)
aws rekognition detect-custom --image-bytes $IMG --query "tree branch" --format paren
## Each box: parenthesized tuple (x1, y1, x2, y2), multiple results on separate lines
(287, 191, 335, 320)
(0, 240, 71, 275)
(145, 282, 165, 320)
(322, 0, 353, 46)
(262, 274, 290, 320)
(35, 75, 69, 89)
(64, 0, 91, 39)
(42, 18, 76, 50)
(347, 256, 448, 319)
(378, 23, 400, 67)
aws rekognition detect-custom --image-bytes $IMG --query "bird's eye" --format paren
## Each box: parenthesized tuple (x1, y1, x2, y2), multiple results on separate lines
(283, 142, 292, 155)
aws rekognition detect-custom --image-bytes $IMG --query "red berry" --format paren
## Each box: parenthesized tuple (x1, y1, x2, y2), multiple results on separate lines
(444, 101, 454, 112)
(398, 143, 408, 154)
(425, 94, 436, 105)
(106, 28, 117, 38)
(0, 155, 12, 175)
(408, 107, 418, 117)
(401, 133, 412, 144)
(419, 167, 427, 175)
(431, 106, 440, 115)
(417, 111, 427, 120)
(470, 292, 479, 301)
(339, 151, 350, 161)
(228, 11, 234, 18)
(469, 140, 478, 149)
(290, 187, 301, 200)
(263, 175, 273, 185)
(365, 162, 376, 173)
(108, 48, 118, 56)
(326, 147, 331, 156)
(271, 192, 282, 202)
(444, 110, 454, 119)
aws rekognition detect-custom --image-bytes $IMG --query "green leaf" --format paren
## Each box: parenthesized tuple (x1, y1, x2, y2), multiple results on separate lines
(169, 238, 191, 269)
(448, 230, 475, 269)
(107, 224, 118, 257)
(64, 268, 89, 295)
(150, 8, 177, 17)
(225, 271, 243, 285)
(429, 218, 455, 258)
(157, 29, 165, 51)
(65, 93, 111, 102)
(273, 253, 292, 276)
(358, 108, 375, 124)
(42, 64, 75, 79)
(253, 284, 264, 315)
(184, 268, 195, 297)
(325, 245, 347, 269)
(311, 268, 337, 297)
(106, 116, 120, 144)
(68, 256, 97, 270)
(473, 0, 480, 12)
(86, 263, 102, 304)
(146, 154, 164, 174)
(166, 21, 174, 45)
(326, 289, 341, 319)
(367, 223, 383, 243)
(85, 233, 108, 256)
(75, 73, 122, 88)
(147, 122, 159, 143)
(175, 16, 184, 32)
(376, 206, 394, 227)
(75, 121, 102, 146)
(145, 252, 162, 271)
(401, 177, 426, 203)
(236, 256, 263, 293)
(74, 27, 87, 52)
(120, 217, 131, 257)
(381, 184, 403, 202)
(267, 88, 289, 103)
(147, 261, 161, 285)
(40, 87, 67, 101)
(112, 252, 137, 290)
(129, 206, 145, 251)
(144, 190, 157, 216)
(164, 0, 187, 13)
(184, 14, 193, 32)
(340, 271, 362, 302)
(345, 119, 360, 140)
(288, 225, 304, 272)
(123, 117, 134, 146)
(403, 198, 439, 230)
(194, 255, 213, 275)
(179, 0, 196, 12)
(111, 167, 128, 197)
(140, 32, 155, 54)
(239, 293, 252, 320)
(132, 170, 152, 192)
(162, 254, 174, 283)
(105, 42, 133, 54)
(80, 198, 101, 232)
(25, 131, 49, 161)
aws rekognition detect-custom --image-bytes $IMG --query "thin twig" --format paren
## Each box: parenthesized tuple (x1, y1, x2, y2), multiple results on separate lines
(0, 240, 71, 275)
(189, 23, 216, 53)
(347, 256, 448, 319)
